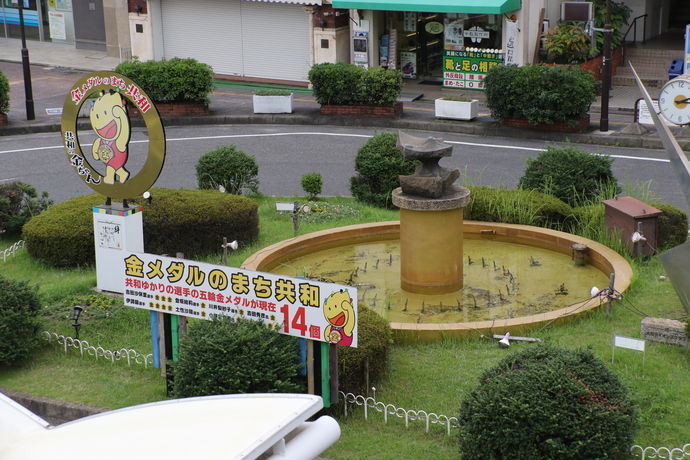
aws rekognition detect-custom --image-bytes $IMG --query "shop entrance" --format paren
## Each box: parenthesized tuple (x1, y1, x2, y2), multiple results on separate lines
(1, 0, 50, 41)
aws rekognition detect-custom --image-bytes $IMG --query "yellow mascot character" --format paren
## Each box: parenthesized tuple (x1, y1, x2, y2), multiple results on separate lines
(323, 289, 355, 346)
(90, 90, 131, 185)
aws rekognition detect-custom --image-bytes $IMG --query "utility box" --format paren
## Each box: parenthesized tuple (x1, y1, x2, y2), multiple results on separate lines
(603, 197, 663, 257)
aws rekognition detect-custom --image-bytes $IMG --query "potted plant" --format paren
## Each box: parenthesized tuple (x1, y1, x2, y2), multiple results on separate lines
(0, 70, 9, 126)
(434, 96, 478, 121)
(252, 89, 293, 114)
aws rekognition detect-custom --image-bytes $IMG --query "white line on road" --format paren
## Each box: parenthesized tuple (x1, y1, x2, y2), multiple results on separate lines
(0, 132, 671, 163)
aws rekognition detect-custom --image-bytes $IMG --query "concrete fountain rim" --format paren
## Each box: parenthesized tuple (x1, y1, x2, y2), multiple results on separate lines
(241, 220, 633, 344)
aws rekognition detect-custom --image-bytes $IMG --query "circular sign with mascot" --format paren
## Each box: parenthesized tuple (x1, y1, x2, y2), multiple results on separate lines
(60, 71, 166, 200)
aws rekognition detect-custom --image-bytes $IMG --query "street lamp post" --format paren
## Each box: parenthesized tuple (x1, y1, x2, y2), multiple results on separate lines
(599, 0, 612, 132)
(18, 3, 35, 121)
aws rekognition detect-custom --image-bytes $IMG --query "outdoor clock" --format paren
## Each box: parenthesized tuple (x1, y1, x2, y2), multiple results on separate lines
(659, 75, 690, 125)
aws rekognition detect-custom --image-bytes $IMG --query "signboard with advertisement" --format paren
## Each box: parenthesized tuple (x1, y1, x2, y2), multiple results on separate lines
(122, 252, 359, 347)
(401, 51, 417, 79)
(443, 50, 503, 90)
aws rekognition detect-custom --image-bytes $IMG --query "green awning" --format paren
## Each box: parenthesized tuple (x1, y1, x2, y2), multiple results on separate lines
(331, 0, 520, 14)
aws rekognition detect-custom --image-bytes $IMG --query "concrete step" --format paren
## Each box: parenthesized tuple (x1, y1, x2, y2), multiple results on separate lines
(616, 64, 675, 79)
(624, 56, 682, 67)
(612, 74, 667, 88)
(624, 47, 683, 60)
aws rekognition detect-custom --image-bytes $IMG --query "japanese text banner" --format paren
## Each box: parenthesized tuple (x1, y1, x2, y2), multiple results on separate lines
(122, 252, 358, 347)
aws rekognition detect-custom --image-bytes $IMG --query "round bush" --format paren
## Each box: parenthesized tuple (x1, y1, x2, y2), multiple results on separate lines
(518, 145, 619, 207)
(301, 172, 323, 200)
(458, 345, 638, 460)
(0, 276, 42, 366)
(172, 317, 304, 397)
(337, 305, 392, 395)
(22, 189, 259, 267)
(0, 69, 9, 114)
(196, 145, 260, 195)
(654, 203, 688, 251)
(349, 132, 418, 209)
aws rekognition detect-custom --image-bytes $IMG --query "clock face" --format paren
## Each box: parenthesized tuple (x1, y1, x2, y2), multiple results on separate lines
(659, 76, 690, 125)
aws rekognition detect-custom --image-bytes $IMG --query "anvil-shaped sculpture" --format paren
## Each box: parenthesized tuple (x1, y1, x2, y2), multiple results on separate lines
(396, 131, 460, 198)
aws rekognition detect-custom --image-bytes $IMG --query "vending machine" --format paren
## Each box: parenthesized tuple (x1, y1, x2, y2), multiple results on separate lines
(354, 32, 369, 68)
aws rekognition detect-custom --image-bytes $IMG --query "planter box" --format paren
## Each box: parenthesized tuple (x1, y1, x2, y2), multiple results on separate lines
(320, 102, 403, 119)
(129, 101, 209, 118)
(253, 94, 293, 114)
(0, 113, 6, 126)
(434, 98, 478, 120)
(502, 115, 590, 132)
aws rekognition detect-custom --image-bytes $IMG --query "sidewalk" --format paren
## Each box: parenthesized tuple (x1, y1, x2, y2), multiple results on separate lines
(0, 37, 679, 150)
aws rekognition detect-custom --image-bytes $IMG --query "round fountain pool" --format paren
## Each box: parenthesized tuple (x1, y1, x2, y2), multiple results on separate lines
(242, 221, 632, 343)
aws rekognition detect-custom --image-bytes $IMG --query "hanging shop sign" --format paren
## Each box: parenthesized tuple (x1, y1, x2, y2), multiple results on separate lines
(443, 50, 503, 90)
(60, 71, 166, 200)
(122, 252, 359, 347)
(425, 21, 443, 34)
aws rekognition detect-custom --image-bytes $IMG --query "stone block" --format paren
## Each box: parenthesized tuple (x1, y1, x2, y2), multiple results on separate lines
(640, 317, 688, 348)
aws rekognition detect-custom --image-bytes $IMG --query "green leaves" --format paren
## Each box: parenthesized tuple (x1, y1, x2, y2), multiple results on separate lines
(543, 23, 596, 64)
(195, 145, 260, 195)
(484, 64, 599, 125)
(0, 276, 42, 366)
(114, 57, 214, 105)
(0, 69, 8, 114)
(308, 63, 403, 107)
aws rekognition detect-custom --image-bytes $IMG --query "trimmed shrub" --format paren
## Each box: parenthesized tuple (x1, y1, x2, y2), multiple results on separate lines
(465, 186, 574, 229)
(350, 132, 417, 209)
(172, 317, 304, 397)
(459, 345, 638, 460)
(0, 69, 9, 114)
(0, 181, 52, 234)
(337, 305, 392, 395)
(196, 145, 260, 195)
(301, 172, 323, 200)
(484, 64, 599, 126)
(22, 189, 259, 267)
(308, 62, 403, 107)
(114, 57, 214, 105)
(518, 145, 619, 207)
(0, 276, 42, 366)
(654, 203, 688, 251)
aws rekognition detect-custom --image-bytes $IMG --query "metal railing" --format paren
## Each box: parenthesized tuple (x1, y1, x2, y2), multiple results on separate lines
(1, 240, 25, 261)
(339, 388, 458, 436)
(42, 331, 153, 368)
(621, 14, 648, 68)
(631, 444, 690, 459)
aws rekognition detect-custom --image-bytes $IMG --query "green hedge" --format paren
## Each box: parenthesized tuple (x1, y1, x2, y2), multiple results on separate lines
(484, 64, 599, 126)
(0, 69, 9, 114)
(172, 317, 303, 398)
(459, 345, 638, 459)
(337, 305, 392, 395)
(114, 57, 214, 105)
(22, 189, 259, 267)
(0, 276, 42, 366)
(465, 186, 574, 229)
(654, 203, 688, 251)
(308, 62, 403, 107)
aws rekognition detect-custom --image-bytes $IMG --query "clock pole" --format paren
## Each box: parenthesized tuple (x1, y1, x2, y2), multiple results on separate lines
(599, 0, 612, 132)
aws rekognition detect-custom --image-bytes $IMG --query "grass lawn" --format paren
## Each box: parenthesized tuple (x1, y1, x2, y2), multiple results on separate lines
(1, 195, 689, 459)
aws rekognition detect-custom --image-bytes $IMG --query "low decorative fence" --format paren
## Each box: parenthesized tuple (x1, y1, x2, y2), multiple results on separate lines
(631, 444, 690, 459)
(42, 331, 153, 368)
(1, 240, 25, 261)
(339, 388, 458, 436)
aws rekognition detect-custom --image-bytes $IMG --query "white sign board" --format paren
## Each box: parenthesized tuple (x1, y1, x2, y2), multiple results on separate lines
(121, 252, 358, 347)
(612, 334, 646, 368)
(635, 99, 682, 126)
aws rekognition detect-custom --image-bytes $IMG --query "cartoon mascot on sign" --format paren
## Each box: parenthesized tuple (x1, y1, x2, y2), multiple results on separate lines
(90, 90, 131, 185)
(323, 289, 355, 347)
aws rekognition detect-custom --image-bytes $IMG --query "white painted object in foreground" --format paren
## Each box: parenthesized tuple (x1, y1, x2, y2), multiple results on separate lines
(0, 392, 340, 460)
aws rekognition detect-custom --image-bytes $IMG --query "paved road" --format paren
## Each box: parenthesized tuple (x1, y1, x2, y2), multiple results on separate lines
(2, 124, 687, 217)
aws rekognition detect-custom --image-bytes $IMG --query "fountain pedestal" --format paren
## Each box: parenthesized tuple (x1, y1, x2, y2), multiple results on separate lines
(393, 185, 471, 294)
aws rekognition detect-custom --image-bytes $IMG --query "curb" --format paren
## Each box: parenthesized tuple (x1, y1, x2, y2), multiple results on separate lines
(0, 113, 685, 151)
(1, 387, 103, 426)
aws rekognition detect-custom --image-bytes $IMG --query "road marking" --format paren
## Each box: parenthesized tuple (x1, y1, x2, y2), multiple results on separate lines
(0, 132, 671, 164)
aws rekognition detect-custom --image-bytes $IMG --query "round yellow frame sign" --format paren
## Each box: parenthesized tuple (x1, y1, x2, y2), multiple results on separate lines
(60, 71, 166, 200)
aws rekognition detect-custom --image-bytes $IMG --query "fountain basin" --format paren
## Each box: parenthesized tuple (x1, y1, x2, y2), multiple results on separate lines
(241, 221, 632, 344)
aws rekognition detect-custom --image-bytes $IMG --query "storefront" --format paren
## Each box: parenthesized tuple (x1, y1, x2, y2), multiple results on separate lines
(1, 0, 76, 45)
(331, 0, 523, 89)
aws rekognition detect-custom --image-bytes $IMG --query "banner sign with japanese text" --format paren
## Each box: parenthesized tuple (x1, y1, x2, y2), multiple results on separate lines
(443, 50, 503, 90)
(122, 252, 358, 347)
